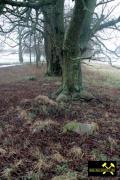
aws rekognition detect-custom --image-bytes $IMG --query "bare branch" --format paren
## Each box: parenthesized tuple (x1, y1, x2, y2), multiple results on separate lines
(0, 0, 57, 9)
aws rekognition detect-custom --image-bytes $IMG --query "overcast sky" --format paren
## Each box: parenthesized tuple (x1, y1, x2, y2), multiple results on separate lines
(0, 0, 120, 52)
(66, 0, 120, 52)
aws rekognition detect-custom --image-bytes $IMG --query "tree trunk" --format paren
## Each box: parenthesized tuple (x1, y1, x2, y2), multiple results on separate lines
(18, 26, 23, 63)
(34, 32, 38, 67)
(43, 0, 64, 76)
(0, 4, 4, 14)
(57, 0, 96, 100)
(29, 33, 32, 64)
(34, 10, 41, 67)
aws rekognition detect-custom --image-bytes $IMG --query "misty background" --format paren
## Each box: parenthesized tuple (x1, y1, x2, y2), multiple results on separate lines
(0, 0, 120, 67)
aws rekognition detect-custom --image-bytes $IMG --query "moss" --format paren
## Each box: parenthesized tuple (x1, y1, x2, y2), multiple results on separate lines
(56, 93, 70, 102)
(63, 121, 99, 135)
(55, 163, 69, 175)
(63, 121, 79, 133)
(80, 90, 94, 100)
(72, 92, 81, 100)
(25, 76, 37, 81)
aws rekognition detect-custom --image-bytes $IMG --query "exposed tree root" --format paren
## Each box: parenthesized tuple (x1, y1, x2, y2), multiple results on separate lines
(55, 87, 94, 102)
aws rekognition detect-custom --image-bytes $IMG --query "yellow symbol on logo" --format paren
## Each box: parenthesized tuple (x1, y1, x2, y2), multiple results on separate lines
(102, 162, 115, 175)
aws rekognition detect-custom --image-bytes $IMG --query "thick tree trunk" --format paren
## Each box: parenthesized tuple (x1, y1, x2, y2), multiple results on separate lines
(57, 0, 96, 100)
(43, 0, 64, 76)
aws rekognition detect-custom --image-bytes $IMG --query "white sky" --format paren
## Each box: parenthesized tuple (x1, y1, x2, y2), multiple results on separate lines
(95, 0, 120, 51)
(0, 0, 120, 52)
(64, 0, 120, 52)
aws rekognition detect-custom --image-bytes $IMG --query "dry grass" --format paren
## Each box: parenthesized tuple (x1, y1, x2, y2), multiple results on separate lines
(83, 63, 120, 88)
(0, 128, 3, 137)
(34, 95, 58, 106)
(0, 63, 119, 89)
(31, 119, 59, 134)
(0, 64, 46, 84)
(2, 160, 23, 179)
(52, 171, 78, 180)
(50, 152, 66, 163)
(0, 148, 6, 155)
(68, 146, 83, 159)
(34, 152, 48, 171)
(17, 107, 32, 122)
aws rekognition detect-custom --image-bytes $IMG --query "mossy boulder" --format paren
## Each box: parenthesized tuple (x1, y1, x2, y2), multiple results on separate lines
(25, 75, 37, 81)
(63, 121, 99, 136)
(80, 90, 94, 100)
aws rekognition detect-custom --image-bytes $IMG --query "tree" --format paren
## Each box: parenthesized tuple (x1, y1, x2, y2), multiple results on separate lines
(0, 5, 44, 65)
(56, 0, 97, 101)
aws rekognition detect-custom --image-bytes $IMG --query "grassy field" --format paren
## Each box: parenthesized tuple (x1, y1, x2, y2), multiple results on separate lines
(0, 63, 119, 88)
(83, 62, 120, 88)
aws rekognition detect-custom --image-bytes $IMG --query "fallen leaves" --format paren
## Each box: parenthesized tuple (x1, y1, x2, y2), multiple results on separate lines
(0, 67, 119, 179)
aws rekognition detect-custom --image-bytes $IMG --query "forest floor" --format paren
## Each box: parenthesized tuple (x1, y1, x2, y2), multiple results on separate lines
(0, 63, 120, 180)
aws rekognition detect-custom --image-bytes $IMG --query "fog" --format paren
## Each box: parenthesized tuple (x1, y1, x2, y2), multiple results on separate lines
(0, 52, 45, 64)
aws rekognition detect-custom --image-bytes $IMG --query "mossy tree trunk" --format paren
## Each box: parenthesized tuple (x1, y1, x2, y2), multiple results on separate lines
(43, 0, 64, 76)
(57, 0, 96, 100)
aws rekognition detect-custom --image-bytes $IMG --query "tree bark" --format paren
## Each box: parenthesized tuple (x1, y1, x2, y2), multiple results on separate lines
(57, 0, 96, 100)
(18, 26, 23, 63)
(29, 33, 32, 64)
(0, 4, 4, 14)
(43, 0, 64, 76)
(33, 10, 42, 67)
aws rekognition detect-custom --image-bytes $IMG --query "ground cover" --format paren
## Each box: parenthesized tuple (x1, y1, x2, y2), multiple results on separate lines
(0, 64, 120, 179)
